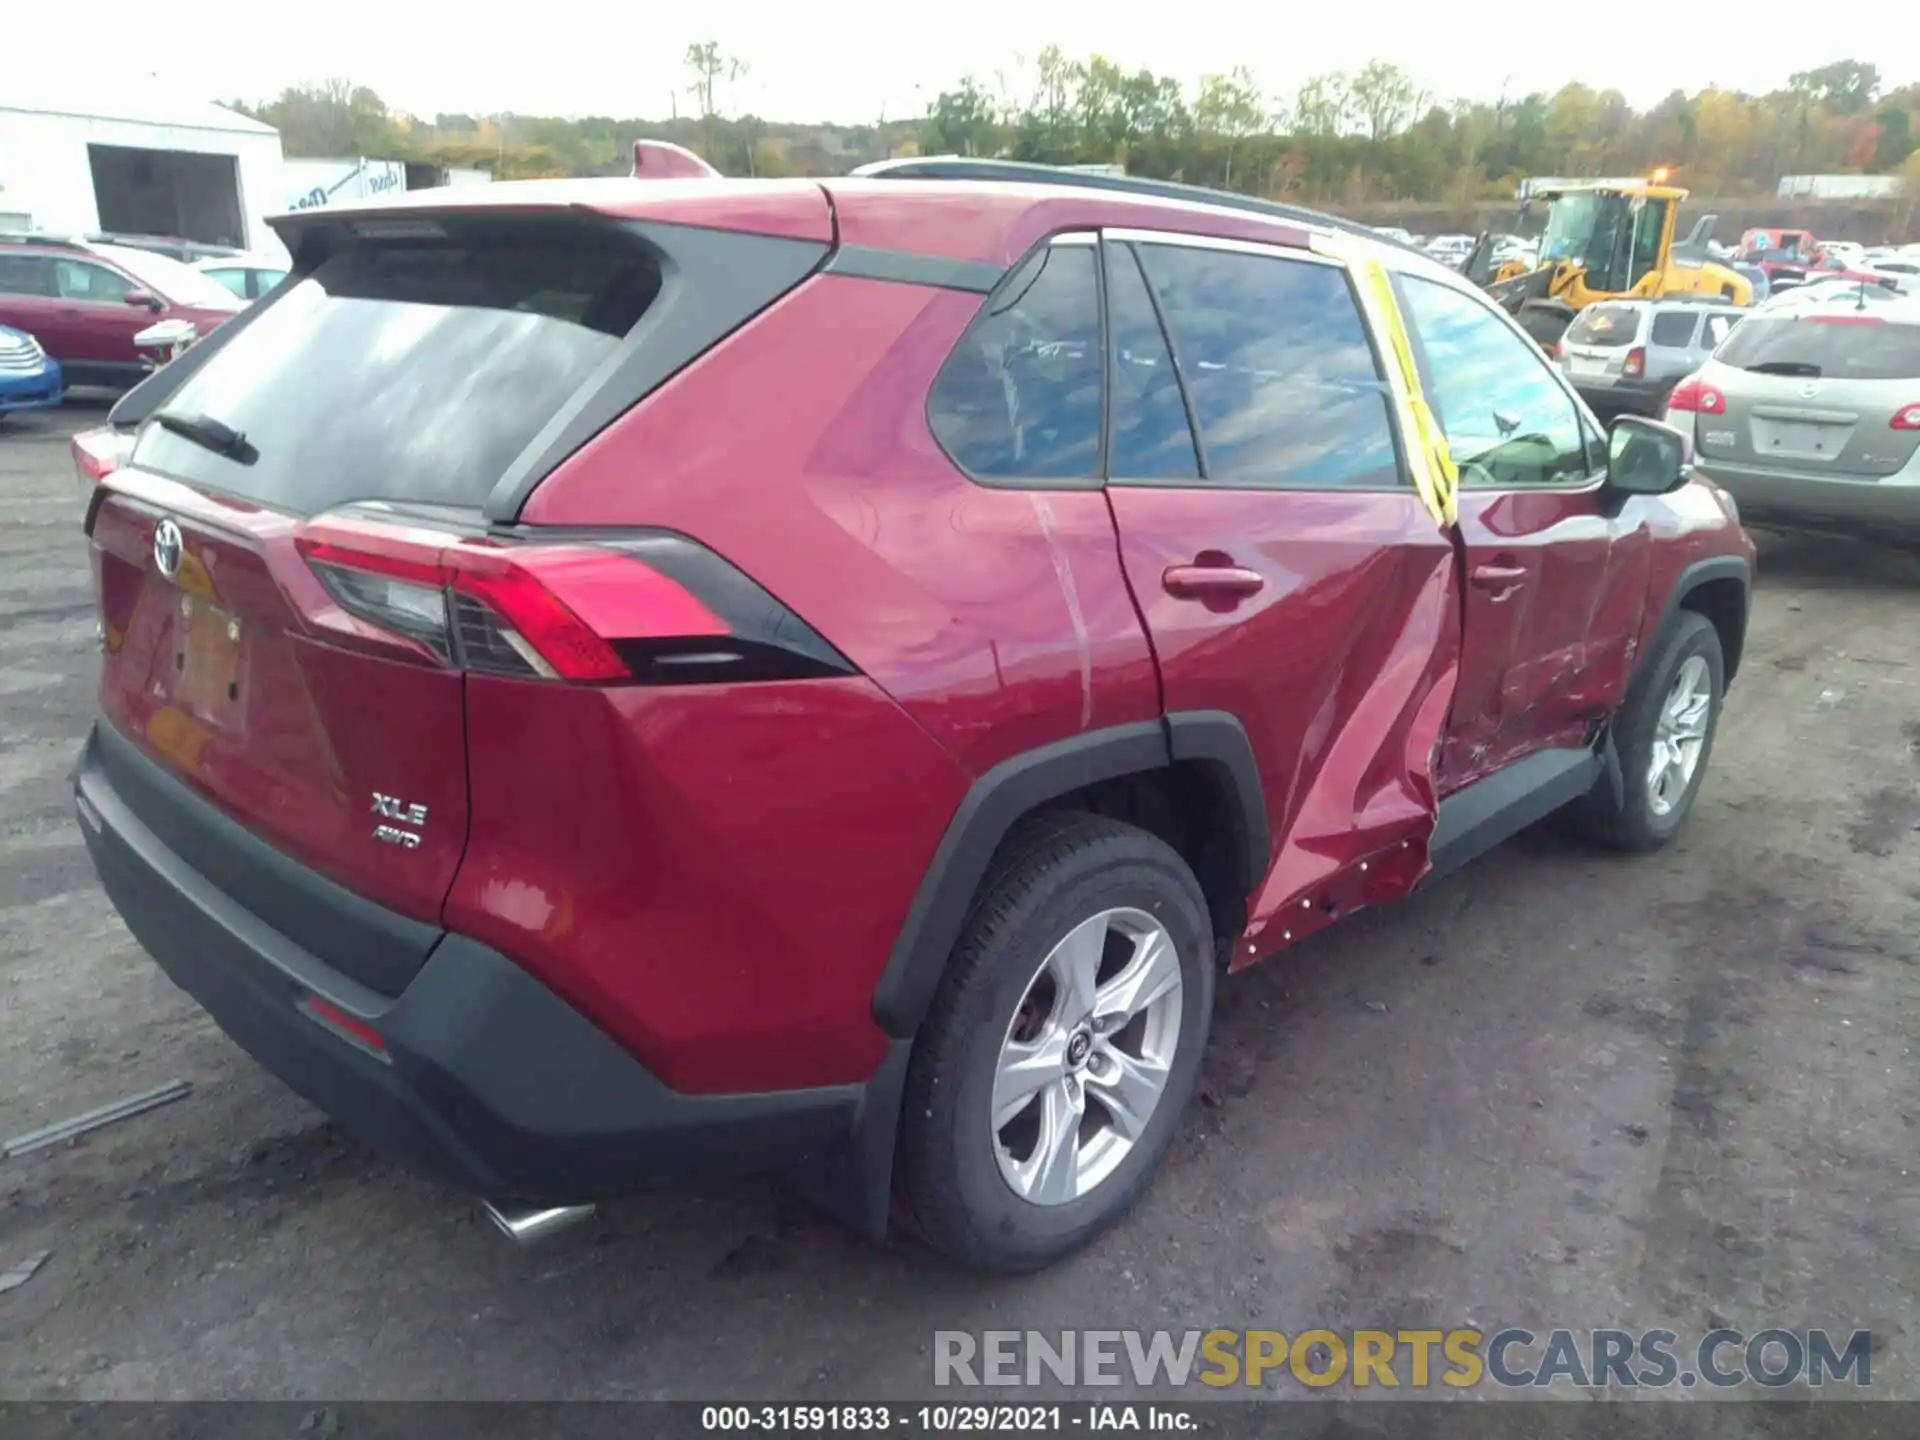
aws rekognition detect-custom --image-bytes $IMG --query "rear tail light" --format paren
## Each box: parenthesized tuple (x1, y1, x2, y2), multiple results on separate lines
(292, 519, 854, 687)
(1892, 403, 1920, 431)
(71, 426, 133, 486)
(1623, 347, 1646, 378)
(1667, 375, 1725, 415)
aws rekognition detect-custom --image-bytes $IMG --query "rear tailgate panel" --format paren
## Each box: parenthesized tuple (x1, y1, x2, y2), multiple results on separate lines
(91, 473, 465, 993)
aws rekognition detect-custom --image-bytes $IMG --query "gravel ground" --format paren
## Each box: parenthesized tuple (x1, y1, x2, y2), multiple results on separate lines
(1, 406, 1917, 1402)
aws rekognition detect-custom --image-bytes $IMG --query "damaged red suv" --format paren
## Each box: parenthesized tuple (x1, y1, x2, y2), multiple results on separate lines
(73, 160, 1753, 1273)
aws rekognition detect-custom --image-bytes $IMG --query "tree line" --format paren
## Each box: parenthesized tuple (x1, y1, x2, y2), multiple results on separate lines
(234, 52, 1920, 206)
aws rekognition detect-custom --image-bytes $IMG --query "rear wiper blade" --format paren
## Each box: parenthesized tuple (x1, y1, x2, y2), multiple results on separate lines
(155, 411, 257, 464)
(1742, 361, 1822, 377)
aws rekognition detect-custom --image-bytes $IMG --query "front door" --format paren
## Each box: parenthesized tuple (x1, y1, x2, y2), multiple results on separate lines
(1392, 272, 1651, 792)
(1098, 230, 1461, 948)
(50, 257, 147, 378)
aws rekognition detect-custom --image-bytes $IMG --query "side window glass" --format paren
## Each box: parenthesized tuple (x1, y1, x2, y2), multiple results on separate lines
(1105, 243, 1199, 480)
(1137, 244, 1401, 489)
(1703, 314, 1737, 350)
(927, 242, 1102, 482)
(1396, 276, 1589, 489)
(1649, 310, 1698, 348)
(203, 269, 247, 299)
(55, 261, 131, 304)
(0, 255, 56, 298)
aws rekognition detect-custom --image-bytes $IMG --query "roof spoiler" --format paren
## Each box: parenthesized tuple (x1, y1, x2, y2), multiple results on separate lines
(632, 140, 721, 179)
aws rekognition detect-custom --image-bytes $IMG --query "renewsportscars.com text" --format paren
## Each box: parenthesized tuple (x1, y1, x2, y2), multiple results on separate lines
(933, 1328, 1872, 1390)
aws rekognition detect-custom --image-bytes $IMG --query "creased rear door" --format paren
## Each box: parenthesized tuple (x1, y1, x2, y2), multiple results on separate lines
(1099, 231, 1460, 962)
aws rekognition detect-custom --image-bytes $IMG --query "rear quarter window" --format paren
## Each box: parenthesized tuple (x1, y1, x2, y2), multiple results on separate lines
(925, 242, 1103, 482)
(1648, 311, 1700, 347)
(132, 221, 664, 513)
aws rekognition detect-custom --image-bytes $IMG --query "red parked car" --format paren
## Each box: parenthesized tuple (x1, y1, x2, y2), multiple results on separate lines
(0, 234, 243, 389)
(72, 161, 1753, 1273)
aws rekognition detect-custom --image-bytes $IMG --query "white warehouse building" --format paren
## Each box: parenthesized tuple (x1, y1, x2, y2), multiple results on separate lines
(0, 82, 292, 264)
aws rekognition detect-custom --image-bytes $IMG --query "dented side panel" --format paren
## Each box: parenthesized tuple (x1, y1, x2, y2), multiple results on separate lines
(1104, 488, 1462, 962)
(1441, 489, 1651, 790)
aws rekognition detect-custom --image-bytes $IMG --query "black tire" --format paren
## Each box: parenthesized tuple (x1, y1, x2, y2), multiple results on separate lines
(1574, 611, 1725, 853)
(897, 812, 1215, 1273)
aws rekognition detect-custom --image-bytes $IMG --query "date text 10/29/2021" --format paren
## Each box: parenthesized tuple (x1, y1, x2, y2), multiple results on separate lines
(702, 1407, 1193, 1432)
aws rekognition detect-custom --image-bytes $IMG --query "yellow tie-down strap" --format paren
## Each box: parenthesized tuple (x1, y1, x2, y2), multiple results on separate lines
(1311, 233, 1458, 527)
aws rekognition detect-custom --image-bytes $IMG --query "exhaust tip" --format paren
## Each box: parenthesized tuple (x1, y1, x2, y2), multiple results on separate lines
(482, 1200, 597, 1245)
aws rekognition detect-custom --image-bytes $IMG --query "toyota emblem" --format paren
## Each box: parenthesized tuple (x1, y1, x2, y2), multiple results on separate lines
(153, 520, 183, 580)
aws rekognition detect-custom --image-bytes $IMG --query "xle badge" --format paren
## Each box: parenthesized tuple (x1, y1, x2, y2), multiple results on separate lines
(372, 792, 428, 849)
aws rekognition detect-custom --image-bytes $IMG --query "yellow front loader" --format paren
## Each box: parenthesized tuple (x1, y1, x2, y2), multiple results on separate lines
(1462, 180, 1754, 349)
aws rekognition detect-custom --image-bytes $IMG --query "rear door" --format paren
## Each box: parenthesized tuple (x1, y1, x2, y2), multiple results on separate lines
(50, 256, 144, 368)
(1696, 313, 1920, 476)
(1099, 231, 1460, 943)
(1394, 272, 1651, 790)
(0, 253, 70, 358)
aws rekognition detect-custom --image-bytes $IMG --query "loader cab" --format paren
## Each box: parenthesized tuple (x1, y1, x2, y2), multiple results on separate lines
(1540, 187, 1674, 296)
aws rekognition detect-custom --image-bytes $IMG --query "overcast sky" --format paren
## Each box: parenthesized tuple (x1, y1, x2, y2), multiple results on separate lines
(22, 1, 1919, 127)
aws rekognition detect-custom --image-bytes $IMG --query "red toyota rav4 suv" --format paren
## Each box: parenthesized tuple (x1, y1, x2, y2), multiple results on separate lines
(73, 161, 1753, 1273)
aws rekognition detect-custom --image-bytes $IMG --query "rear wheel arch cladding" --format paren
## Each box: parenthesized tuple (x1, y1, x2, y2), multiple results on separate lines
(869, 714, 1269, 1040)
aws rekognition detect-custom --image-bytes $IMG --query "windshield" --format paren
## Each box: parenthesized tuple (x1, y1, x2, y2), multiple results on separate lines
(94, 244, 244, 310)
(1540, 194, 1600, 263)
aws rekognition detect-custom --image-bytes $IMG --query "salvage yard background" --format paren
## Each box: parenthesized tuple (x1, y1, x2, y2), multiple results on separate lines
(1, 406, 1917, 1399)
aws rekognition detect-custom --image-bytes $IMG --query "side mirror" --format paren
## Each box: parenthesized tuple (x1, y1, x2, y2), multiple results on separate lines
(1606, 415, 1691, 497)
(123, 288, 164, 312)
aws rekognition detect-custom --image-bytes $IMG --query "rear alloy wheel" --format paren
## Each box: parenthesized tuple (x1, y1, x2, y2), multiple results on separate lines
(1575, 611, 1725, 852)
(991, 906, 1183, 1205)
(898, 814, 1214, 1273)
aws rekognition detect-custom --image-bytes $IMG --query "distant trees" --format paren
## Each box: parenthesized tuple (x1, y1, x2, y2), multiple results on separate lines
(234, 53, 1920, 204)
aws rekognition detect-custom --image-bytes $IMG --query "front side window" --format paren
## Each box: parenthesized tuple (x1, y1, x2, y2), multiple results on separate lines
(1136, 243, 1401, 489)
(1396, 275, 1590, 489)
(1702, 314, 1739, 349)
(926, 241, 1103, 482)
(54, 260, 132, 304)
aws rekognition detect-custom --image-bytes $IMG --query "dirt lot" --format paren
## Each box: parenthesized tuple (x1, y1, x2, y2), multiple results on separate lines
(1, 406, 1916, 1402)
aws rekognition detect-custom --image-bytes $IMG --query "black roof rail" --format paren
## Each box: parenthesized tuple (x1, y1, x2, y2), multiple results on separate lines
(848, 157, 1420, 255)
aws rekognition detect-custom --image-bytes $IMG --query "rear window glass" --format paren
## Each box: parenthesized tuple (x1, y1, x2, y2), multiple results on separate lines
(1714, 315, 1920, 380)
(1648, 311, 1700, 347)
(132, 224, 662, 512)
(1565, 305, 1641, 346)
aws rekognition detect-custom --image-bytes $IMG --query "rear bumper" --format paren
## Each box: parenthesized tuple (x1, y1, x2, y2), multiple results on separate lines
(73, 722, 872, 1204)
(1694, 458, 1920, 545)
